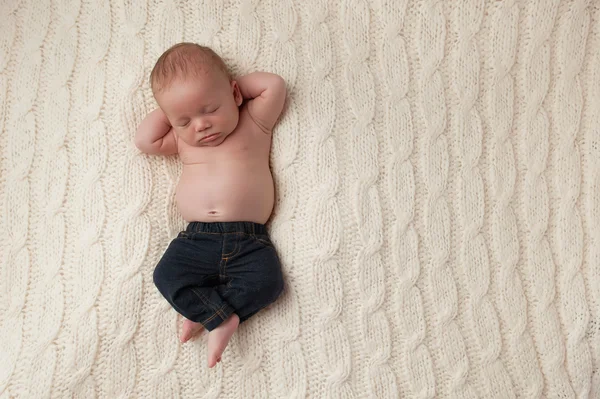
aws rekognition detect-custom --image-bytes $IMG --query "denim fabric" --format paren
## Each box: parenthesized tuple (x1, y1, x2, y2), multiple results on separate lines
(153, 222, 284, 331)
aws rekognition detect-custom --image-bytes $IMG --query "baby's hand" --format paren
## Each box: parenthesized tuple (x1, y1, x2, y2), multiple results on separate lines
(235, 72, 287, 133)
(134, 108, 177, 155)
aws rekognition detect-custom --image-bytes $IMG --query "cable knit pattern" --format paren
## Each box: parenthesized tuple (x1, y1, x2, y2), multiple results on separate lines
(447, 1, 514, 397)
(342, 0, 397, 396)
(515, 0, 575, 397)
(581, 5, 600, 397)
(481, 1, 545, 397)
(549, 1, 593, 396)
(413, 1, 476, 397)
(268, 1, 306, 398)
(376, 1, 435, 397)
(305, 1, 353, 397)
(1, 0, 48, 396)
(16, 0, 69, 396)
(65, 1, 109, 397)
(1, 1, 600, 398)
(104, 1, 150, 398)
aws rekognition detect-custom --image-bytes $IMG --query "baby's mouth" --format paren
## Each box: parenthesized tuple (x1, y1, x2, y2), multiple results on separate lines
(200, 133, 220, 142)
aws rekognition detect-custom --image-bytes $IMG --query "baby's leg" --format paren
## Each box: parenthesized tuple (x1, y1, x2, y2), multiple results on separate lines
(207, 313, 239, 368)
(153, 236, 236, 338)
(220, 235, 284, 324)
(181, 318, 205, 343)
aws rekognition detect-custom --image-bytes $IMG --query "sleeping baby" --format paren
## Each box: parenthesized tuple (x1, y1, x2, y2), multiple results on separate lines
(134, 42, 286, 368)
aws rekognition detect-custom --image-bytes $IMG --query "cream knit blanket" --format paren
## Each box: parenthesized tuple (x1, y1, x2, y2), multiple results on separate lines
(1, 0, 600, 398)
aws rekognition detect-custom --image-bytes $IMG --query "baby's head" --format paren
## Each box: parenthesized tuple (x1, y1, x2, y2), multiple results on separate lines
(150, 43, 242, 147)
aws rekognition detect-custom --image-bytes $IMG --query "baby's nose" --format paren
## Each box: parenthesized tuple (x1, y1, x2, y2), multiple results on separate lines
(195, 119, 210, 132)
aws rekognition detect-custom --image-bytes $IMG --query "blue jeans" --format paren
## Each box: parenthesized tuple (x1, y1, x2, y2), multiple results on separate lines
(153, 222, 284, 331)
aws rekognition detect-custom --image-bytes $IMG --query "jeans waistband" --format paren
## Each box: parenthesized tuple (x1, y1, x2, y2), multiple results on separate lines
(185, 221, 268, 235)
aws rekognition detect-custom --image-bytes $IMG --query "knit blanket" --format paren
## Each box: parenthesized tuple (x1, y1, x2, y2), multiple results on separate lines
(1, 0, 599, 397)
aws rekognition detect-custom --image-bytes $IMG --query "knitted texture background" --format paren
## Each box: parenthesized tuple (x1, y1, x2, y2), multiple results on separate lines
(1, 0, 600, 397)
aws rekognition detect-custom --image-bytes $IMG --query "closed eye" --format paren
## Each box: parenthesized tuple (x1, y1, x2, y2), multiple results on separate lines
(178, 120, 190, 127)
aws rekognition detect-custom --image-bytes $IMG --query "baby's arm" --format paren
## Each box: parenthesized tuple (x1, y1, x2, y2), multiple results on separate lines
(236, 72, 287, 133)
(134, 108, 177, 155)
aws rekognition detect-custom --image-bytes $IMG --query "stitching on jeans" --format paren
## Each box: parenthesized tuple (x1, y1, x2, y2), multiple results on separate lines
(256, 237, 273, 247)
(202, 304, 231, 326)
(220, 257, 226, 277)
(222, 234, 240, 257)
(250, 234, 275, 250)
(222, 236, 236, 257)
(219, 235, 226, 275)
(191, 287, 219, 310)
(234, 232, 271, 243)
(202, 307, 223, 325)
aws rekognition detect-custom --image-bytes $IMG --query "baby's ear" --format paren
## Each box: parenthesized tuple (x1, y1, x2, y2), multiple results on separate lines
(231, 80, 242, 106)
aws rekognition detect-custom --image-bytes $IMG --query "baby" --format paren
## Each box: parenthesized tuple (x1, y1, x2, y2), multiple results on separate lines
(134, 43, 286, 368)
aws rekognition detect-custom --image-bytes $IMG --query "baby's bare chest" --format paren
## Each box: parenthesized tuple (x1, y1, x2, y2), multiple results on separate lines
(180, 128, 270, 165)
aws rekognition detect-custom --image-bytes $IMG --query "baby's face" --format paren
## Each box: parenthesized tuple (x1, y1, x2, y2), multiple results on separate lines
(156, 70, 242, 147)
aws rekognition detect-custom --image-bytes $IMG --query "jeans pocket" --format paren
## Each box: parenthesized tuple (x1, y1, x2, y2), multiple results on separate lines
(252, 234, 275, 250)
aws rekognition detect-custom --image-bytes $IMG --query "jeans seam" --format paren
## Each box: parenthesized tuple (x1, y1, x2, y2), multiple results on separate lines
(257, 237, 273, 247)
(191, 287, 219, 310)
(249, 233, 274, 250)
(222, 234, 240, 258)
(220, 257, 227, 280)
(202, 304, 227, 325)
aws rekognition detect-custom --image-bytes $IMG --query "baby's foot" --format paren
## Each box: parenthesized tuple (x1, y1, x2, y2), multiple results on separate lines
(180, 319, 204, 343)
(207, 313, 239, 368)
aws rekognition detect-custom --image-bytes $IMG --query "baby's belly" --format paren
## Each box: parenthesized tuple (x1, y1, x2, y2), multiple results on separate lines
(175, 163, 275, 224)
